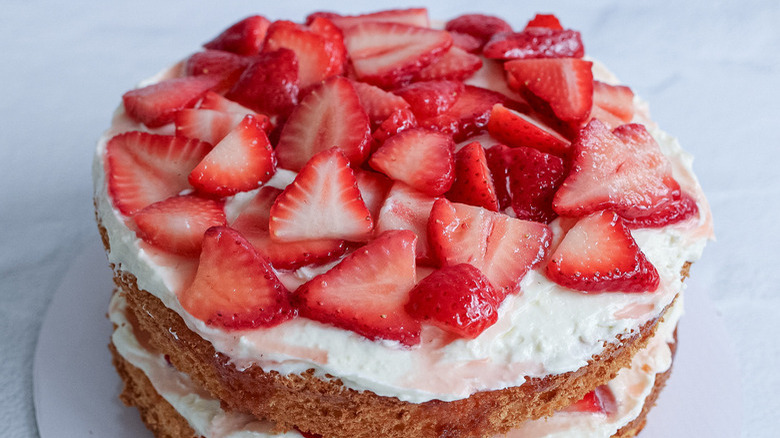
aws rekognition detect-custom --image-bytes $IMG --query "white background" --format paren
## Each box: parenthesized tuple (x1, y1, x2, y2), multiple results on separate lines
(0, 1, 777, 437)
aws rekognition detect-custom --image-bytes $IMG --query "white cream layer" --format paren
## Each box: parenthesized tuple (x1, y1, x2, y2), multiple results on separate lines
(110, 291, 682, 438)
(94, 61, 711, 403)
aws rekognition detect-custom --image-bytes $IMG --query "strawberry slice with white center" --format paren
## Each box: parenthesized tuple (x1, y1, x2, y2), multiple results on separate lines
(133, 195, 226, 256)
(269, 147, 373, 242)
(294, 229, 421, 346)
(487, 103, 571, 157)
(231, 186, 348, 270)
(369, 128, 455, 197)
(376, 182, 439, 263)
(428, 198, 552, 293)
(355, 170, 393, 221)
(446, 141, 499, 211)
(198, 91, 264, 118)
(444, 14, 513, 47)
(546, 210, 660, 293)
(504, 58, 594, 123)
(225, 48, 299, 118)
(105, 131, 212, 216)
(553, 120, 696, 226)
(179, 226, 295, 329)
(482, 28, 585, 60)
(352, 81, 410, 126)
(342, 22, 452, 88)
(414, 46, 483, 82)
(419, 85, 510, 142)
(449, 32, 482, 53)
(184, 50, 252, 93)
(310, 8, 431, 30)
(188, 114, 276, 197)
(395, 80, 465, 120)
(122, 75, 220, 128)
(203, 15, 270, 56)
(591, 80, 635, 125)
(405, 263, 503, 339)
(275, 76, 371, 171)
(174, 109, 248, 145)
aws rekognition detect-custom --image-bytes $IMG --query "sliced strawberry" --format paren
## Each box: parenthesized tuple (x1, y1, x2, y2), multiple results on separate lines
(122, 76, 220, 128)
(485, 144, 567, 223)
(263, 20, 344, 90)
(294, 230, 421, 346)
(483, 28, 584, 60)
(444, 14, 513, 46)
(184, 49, 252, 92)
(352, 81, 410, 126)
(372, 107, 418, 143)
(414, 46, 483, 81)
(622, 192, 699, 229)
(225, 48, 299, 118)
(179, 226, 295, 329)
(428, 198, 552, 293)
(592, 80, 635, 124)
(269, 148, 373, 242)
(342, 22, 452, 88)
(448, 31, 482, 53)
(420, 85, 509, 141)
(355, 170, 393, 221)
(395, 80, 465, 119)
(405, 263, 502, 338)
(308, 16, 348, 74)
(487, 104, 571, 157)
(230, 186, 282, 233)
(188, 114, 276, 196)
(311, 8, 430, 30)
(524, 14, 564, 31)
(369, 128, 455, 196)
(376, 182, 438, 262)
(199, 91, 263, 118)
(203, 15, 270, 56)
(546, 210, 660, 293)
(505, 58, 594, 123)
(174, 109, 246, 145)
(133, 195, 226, 256)
(553, 120, 696, 226)
(564, 386, 616, 414)
(105, 132, 211, 215)
(446, 142, 499, 211)
(275, 77, 370, 171)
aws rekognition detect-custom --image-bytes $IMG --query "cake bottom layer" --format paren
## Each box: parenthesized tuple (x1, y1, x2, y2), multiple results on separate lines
(109, 291, 680, 438)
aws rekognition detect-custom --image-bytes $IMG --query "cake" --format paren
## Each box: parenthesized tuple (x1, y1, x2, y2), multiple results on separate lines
(94, 8, 713, 438)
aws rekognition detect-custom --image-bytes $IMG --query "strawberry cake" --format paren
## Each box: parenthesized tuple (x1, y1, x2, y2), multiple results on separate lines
(94, 8, 713, 438)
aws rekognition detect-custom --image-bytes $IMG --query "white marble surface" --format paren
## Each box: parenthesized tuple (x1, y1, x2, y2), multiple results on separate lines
(0, 1, 776, 437)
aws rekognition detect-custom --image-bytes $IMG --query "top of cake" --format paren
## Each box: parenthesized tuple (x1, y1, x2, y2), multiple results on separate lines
(94, 8, 712, 403)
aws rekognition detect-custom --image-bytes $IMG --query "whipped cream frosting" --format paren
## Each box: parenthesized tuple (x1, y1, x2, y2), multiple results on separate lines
(109, 291, 683, 438)
(94, 60, 712, 403)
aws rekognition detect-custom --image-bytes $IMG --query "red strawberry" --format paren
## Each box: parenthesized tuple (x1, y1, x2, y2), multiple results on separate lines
(203, 15, 270, 56)
(553, 120, 696, 226)
(420, 85, 509, 141)
(310, 8, 430, 30)
(414, 46, 482, 81)
(487, 104, 571, 157)
(448, 31, 482, 53)
(622, 192, 699, 229)
(342, 22, 452, 88)
(546, 210, 660, 293)
(446, 142, 499, 211)
(231, 187, 347, 270)
(269, 148, 373, 242)
(564, 386, 616, 414)
(372, 107, 418, 143)
(483, 28, 584, 60)
(133, 195, 226, 256)
(395, 80, 465, 119)
(592, 80, 635, 124)
(122, 76, 220, 128)
(524, 14, 564, 31)
(505, 58, 594, 123)
(444, 14, 513, 46)
(275, 76, 371, 171)
(263, 20, 344, 89)
(179, 226, 295, 329)
(405, 263, 503, 339)
(294, 230, 421, 346)
(105, 131, 211, 215)
(225, 48, 299, 118)
(198, 91, 264, 118)
(174, 109, 246, 145)
(428, 198, 552, 293)
(376, 182, 438, 262)
(188, 114, 276, 197)
(369, 128, 455, 197)
(355, 170, 393, 221)
(485, 144, 567, 223)
(352, 81, 410, 126)
(184, 50, 252, 92)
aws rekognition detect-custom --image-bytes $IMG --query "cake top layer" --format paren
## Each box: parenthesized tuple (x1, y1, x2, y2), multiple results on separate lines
(94, 8, 712, 403)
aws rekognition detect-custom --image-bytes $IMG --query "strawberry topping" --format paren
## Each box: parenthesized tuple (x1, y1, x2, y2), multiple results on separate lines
(225, 49, 300, 118)
(446, 142, 499, 211)
(372, 107, 418, 143)
(203, 15, 270, 56)
(414, 47, 483, 82)
(483, 28, 585, 60)
(487, 103, 571, 157)
(420, 85, 510, 141)
(174, 109, 247, 145)
(122, 76, 220, 128)
(352, 81, 410, 127)
(524, 14, 564, 31)
(376, 182, 439, 263)
(312, 8, 431, 30)
(395, 80, 465, 120)
(444, 14, 513, 46)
